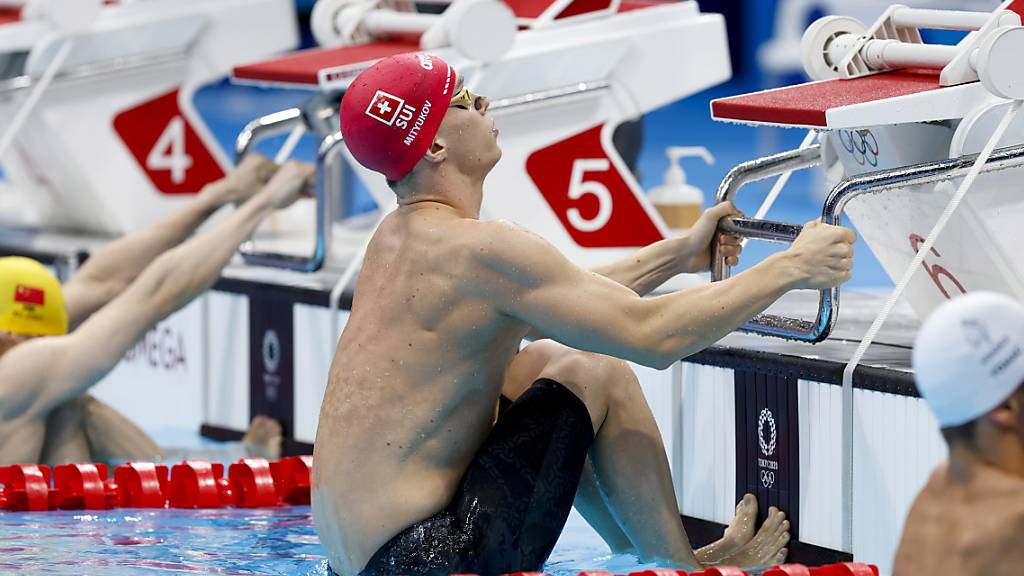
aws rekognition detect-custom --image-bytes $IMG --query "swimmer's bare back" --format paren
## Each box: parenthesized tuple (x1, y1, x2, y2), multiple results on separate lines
(312, 202, 854, 574)
(894, 460, 1024, 576)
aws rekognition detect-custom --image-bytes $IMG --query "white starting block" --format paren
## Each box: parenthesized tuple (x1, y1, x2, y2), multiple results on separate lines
(710, 1, 1024, 341)
(310, 0, 517, 63)
(0, 0, 299, 234)
(230, 0, 732, 276)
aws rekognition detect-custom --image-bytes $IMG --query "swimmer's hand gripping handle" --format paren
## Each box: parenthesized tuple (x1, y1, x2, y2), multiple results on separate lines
(710, 144, 835, 342)
(712, 216, 836, 342)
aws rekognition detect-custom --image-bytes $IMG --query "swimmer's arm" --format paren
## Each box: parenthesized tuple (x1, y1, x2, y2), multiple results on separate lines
(0, 163, 312, 419)
(63, 155, 279, 329)
(483, 224, 806, 369)
(589, 203, 743, 296)
(587, 237, 689, 296)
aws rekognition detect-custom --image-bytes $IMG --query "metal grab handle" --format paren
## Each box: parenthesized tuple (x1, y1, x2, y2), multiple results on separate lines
(234, 93, 344, 273)
(717, 215, 835, 342)
(237, 129, 344, 273)
(710, 144, 831, 342)
(713, 140, 1024, 342)
(721, 217, 804, 244)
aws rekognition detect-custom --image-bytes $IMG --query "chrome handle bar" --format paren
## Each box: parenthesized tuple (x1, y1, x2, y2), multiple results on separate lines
(711, 141, 1024, 342)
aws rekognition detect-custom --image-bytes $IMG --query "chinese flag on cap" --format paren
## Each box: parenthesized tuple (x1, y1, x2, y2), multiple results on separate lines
(14, 284, 45, 306)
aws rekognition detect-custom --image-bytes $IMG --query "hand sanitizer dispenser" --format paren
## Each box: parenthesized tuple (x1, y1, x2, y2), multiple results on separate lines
(649, 146, 714, 232)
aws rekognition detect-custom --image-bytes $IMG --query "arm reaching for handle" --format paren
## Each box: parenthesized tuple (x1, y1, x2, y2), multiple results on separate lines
(62, 155, 279, 329)
(590, 202, 744, 296)
(0, 162, 314, 423)
(484, 218, 855, 369)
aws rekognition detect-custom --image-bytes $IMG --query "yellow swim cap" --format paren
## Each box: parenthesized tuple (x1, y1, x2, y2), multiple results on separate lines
(0, 257, 67, 336)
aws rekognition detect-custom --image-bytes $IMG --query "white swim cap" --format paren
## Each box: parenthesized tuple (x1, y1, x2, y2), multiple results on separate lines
(912, 292, 1024, 427)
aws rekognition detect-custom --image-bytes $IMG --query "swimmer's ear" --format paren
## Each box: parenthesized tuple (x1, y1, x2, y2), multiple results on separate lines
(424, 136, 448, 164)
(987, 395, 1019, 430)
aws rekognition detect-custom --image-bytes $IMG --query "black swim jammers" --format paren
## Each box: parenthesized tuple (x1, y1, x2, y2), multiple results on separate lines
(357, 378, 595, 576)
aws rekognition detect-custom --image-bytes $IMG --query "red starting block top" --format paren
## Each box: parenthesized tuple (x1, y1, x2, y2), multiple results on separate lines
(0, 7, 20, 25)
(232, 0, 666, 89)
(711, 67, 1009, 131)
(233, 41, 419, 87)
(711, 71, 952, 129)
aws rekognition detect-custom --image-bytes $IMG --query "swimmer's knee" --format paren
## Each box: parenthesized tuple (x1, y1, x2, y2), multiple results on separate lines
(519, 339, 574, 364)
(606, 360, 641, 397)
(46, 395, 89, 420)
(542, 348, 632, 394)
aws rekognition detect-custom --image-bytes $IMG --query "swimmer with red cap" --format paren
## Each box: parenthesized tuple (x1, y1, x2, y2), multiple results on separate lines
(0, 156, 312, 467)
(314, 53, 856, 576)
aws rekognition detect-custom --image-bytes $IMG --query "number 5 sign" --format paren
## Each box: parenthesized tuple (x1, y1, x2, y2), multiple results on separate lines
(114, 89, 225, 194)
(527, 125, 663, 247)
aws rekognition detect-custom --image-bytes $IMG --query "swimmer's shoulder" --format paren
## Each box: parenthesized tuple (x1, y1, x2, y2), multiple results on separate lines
(465, 219, 554, 260)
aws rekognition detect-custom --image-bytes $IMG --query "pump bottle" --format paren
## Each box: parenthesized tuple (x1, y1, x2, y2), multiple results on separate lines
(649, 146, 714, 232)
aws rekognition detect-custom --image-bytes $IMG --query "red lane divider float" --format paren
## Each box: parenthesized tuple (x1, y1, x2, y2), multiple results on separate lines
(270, 455, 313, 505)
(1, 465, 879, 576)
(492, 565, 878, 576)
(0, 456, 314, 512)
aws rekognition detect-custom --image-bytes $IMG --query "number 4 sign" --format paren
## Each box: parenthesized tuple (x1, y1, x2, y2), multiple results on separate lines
(114, 90, 225, 195)
(527, 125, 663, 248)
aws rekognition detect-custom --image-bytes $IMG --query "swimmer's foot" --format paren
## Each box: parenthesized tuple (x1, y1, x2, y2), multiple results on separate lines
(695, 493, 759, 565)
(243, 415, 283, 460)
(717, 506, 790, 569)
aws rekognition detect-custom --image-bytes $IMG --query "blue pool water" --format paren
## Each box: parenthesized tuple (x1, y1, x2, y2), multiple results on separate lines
(0, 507, 671, 575)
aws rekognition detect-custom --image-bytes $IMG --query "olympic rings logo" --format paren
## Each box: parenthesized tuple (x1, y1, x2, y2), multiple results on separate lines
(758, 408, 777, 456)
(761, 470, 775, 488)
(839, 129, 880, 167)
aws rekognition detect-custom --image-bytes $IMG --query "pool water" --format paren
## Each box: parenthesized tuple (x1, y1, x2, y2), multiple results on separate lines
(0, 507, 670, 575)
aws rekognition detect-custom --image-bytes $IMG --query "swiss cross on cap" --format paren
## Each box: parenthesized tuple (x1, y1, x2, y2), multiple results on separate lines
(365, 91, 405, 126)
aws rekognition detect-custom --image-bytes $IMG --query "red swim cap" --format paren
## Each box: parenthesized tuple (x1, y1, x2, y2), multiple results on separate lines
(340, 53, 457, 181)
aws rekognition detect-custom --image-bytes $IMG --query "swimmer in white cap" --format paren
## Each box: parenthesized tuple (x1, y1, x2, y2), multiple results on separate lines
(894, 292, 1024, 576)
(0, 156, 313, 467)
(314, 55, 857, 576)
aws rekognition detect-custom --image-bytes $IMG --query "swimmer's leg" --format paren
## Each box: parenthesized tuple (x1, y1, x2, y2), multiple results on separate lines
(39, 397, 92, 466)
(79, 395, 164, 462)
(509, 341, 789, 569)
(501, 372, 634, 555)
(575, 456, 636, 554)
(511, 340, 696, 567)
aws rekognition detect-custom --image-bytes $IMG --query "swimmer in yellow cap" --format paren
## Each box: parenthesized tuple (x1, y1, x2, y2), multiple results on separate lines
(0, 257, 69, 338)
(0, 155, 313, 467)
